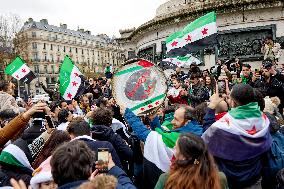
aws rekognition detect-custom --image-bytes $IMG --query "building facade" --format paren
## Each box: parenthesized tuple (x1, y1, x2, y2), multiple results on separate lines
(117, 0, 284, 70)
(19, 18, 125, 95)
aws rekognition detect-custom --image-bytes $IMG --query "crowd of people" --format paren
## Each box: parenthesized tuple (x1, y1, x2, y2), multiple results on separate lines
(0, 53, 283, 189)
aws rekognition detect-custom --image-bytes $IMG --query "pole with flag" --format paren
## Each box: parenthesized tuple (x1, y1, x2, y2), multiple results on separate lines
(4, 56, 36, 84)
(59, 55, 85, 100)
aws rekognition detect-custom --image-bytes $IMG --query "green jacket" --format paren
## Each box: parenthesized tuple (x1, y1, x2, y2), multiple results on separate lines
(155, 172, 229, 189)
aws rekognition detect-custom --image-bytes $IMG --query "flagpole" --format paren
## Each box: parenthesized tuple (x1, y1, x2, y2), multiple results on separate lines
(17, 80, 20, 97)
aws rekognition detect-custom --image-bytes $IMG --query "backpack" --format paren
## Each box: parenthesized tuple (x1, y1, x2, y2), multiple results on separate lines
(262, 132, 284, 189)
(268, 132, 284, 172)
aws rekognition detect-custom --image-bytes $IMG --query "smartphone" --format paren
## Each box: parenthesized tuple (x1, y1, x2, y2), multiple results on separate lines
(97, 148, 109, 173)
(45, 115, 55, 128)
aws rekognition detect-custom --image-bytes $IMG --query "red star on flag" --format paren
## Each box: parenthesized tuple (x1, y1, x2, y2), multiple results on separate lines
(22, 69, 26, 73)
(74, 73, 79, 77)
(246, 126, 257, 135)
(171, 41, 178, 47)
(140, 108, 145, 111)
(67, 92, 72, 99)
(202, 28, 208, 35)
(185, 35, 192, 42)
(72, 81, 78, 87)
(148, 104, 153, 108)
(16, 75, 19, 78)
(155, 101, 160, 105)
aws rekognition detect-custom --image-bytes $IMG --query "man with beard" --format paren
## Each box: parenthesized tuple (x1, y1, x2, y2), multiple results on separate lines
(254, 60, 284, 115)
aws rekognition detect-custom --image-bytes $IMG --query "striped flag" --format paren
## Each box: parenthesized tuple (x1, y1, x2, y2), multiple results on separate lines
(4, 57, 36, 83)
(161, 54, 201, 68)
(0, 144, 34, 171)
(59, 56, 84, 100)
(202, 102, 272, 161)
(166, 11, 217, 57)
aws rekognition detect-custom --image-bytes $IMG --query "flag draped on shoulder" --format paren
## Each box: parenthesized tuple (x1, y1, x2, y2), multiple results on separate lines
(5, 56, 36, 83)
(202, 102, 272, 161)
(144, 128, 179, 172)
(166, 11, 217, 57)
(59, 56, 84, 100)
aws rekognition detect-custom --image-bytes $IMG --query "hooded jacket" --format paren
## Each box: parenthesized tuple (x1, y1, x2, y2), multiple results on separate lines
(0, 139, 33, 186)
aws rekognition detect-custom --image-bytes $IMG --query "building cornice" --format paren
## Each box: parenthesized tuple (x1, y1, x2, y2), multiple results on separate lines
(117, 0, 283, 43)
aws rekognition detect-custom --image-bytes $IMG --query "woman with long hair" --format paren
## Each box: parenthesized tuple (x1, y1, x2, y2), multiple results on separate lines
(32, 130, 71, 169)
(204, 75, 216, 97)
(155, 133, 228, 189)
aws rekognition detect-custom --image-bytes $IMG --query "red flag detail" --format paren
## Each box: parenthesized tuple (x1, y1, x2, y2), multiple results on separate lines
(22, 69, 26, 73)
(148, 104, 153, 108)
(138, 60, 154, 68)
(202, 28, 208, 35)
(67, 92, 72, 99)
(246, 126, 257, 135)
(171, 41, 178, 47)
(185, 35, 192, 42)
(72, 81, 78, 87)
(74, 73, 79, 77)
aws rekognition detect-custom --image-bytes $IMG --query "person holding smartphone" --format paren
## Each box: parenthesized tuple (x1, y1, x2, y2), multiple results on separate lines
(50, 140, 136, 189)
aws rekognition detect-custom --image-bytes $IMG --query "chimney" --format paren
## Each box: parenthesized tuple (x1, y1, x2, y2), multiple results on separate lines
(28, 18, 33, 23)
(40, 19, 48, 25)
(78, 28, 84, 33)
(85, 30, 91, 35)
(60, 23, 67, 29)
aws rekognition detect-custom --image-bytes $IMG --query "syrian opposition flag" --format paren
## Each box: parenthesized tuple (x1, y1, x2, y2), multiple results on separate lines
(59, 56, 84, 100)
(5, 56, 36, 83)
(202, 102, 272, 161)
(166, 11, 217, 57)
(161, 54, 201, 68)
(0, 144, 34, 171)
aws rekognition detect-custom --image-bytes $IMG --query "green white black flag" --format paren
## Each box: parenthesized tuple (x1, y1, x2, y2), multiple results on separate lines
(166, 11, 217, 57)
(4, 57, 36, 83)
(59, 56, 84, 100)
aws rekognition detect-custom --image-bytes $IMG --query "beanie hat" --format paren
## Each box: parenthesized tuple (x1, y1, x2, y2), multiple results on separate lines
(30, 156, 53, 189)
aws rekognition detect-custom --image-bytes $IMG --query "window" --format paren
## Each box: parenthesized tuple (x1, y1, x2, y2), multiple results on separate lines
(34, 65, 39, 73)
(44, 65, 48, 73)
(32, 32, 36, 38)
(69, 47, 72, 52)
(75, 48, 78, 53)
(55, 35, 58, 40)
(33, 53, 38, 61)
(44, 54, 47, 61)
(92, 50, 94, 55)
(50, 44, 53, 50)
(63, 46, 65, 52)
(82, 49, 84, 54)
(32, 42, 37, 49)
(51, 65, 54, 73)
(51, 54, 54, 62)
(43, 43, 46, 50)
(57, 45, 59, 51)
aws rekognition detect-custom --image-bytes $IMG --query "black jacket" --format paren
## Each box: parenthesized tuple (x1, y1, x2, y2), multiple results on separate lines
(91, 125, 133, 163)
(188, 83, 209, 107)
(76, 136, 122, 168)
(0, 163, 32, 187)
(254, 76, 284, 115)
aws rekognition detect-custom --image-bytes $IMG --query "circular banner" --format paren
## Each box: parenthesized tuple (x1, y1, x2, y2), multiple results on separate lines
(112, 59, 168, 116)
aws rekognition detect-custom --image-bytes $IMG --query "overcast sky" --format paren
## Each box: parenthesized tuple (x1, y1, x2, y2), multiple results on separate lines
(0, 0, 168, 37)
